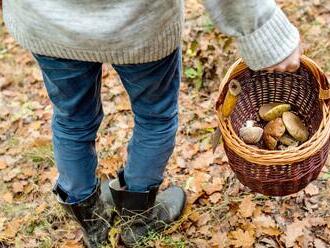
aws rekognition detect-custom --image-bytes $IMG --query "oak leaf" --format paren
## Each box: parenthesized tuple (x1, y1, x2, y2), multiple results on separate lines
(239, 196, 256, 218)
(284, 220, 308, 247)
(228, 229, 255, 248)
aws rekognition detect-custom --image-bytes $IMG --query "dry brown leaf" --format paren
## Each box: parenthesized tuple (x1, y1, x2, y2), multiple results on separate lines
(209, 192, 221, 204)
(2, 192, 13, 203)
(98, 156, 123, 177)
(191, 150, 213, 169)
(203, 177, 224, 195)
(181, 143, 199, 160)
(22, 166, 34, 177)
(196, 213, 211, 227)
(192, 238, 210, 248)
(253, 215, 281, 237)
(239, 196, 256, 218)
(62, 240, 84, 248)
(314, 238, 327, 248)
(30, 137, 51, 147)
(115, 94, 131, 111)
(186, 173, 211, 193)
(3, 169, 20, 182)
(0, 160, 7, 170)
(0, 218, 21, 239)
(198, 225, 210, 237)
(284, 220, 308, 247)
(304, 183, 319, 196)
(228, 229, 255, 248)
(12, 181, 24, 193)
(188, 211, 201, 223)
(210, 230, 228, 248)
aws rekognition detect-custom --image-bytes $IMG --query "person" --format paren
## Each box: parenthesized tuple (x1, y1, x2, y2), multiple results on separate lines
(2, 0, 301, 247)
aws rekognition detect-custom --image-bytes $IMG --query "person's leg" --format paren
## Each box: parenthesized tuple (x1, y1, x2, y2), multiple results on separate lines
(110, 48, 185, 247)
(112, 48, 181, 192)
(34, 54, 103, 203)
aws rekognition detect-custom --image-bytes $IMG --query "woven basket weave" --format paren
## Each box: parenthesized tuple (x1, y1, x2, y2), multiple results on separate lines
(216, 55, 330, 196)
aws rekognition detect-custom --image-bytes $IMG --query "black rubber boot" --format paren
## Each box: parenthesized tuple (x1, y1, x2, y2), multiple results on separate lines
(53, 180, 114, 248)
(109, 171, 186, 247)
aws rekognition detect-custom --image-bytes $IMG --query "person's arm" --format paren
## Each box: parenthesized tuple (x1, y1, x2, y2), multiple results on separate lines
(204, 0, 301, 72)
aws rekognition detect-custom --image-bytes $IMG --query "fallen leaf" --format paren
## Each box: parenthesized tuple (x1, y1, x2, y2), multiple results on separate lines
(228, 229, 255, 248)
(2, 192, 13, 203)
(190, 151, 213, 170)
(239, 196, 256, 218)
(62, 240, 84, 248)
(198, 225, 210, 237)
(203, 177, 224, 195)
(304, 183, 319, 196)
(314, 238, 327, 248)
(210, 230, 228, 248)
(209, 192, 221, 204)
(196, 213, 211, 227)
(284, 220, 308, 247)
(98, 156, 123, 178)
(253, 215, 282, 236)
(0, 160, 7, 170)
(0, 218, 21, 239)
(12, 181, 24, 193)
(188, 211, 201, 223)
(186, 173, 211, 193)
(3, 168, 21, 182)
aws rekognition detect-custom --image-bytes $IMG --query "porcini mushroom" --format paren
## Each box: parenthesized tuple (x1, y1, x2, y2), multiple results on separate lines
(263, 118, 286, 150)
(282, 112, 309, 142)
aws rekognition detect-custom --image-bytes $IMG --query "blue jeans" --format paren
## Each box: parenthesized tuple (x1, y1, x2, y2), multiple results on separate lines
(34, 48, 181, 203)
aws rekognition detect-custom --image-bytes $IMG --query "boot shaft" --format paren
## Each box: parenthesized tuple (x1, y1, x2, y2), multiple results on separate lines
(53, 180, 112, 247)
(109, 170, 159, 215)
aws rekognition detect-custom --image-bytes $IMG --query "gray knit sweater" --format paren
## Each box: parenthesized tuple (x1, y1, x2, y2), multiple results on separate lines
(3, 0, 299, 70)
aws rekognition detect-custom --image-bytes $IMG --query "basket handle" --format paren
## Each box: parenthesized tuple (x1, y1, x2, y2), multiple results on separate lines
(300, 55, 330, 100)
(216, 55, 330, 110)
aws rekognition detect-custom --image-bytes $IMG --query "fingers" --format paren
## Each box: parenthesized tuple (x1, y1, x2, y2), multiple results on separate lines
(264, 43, 302, 73)
(270, 60, 300, 73)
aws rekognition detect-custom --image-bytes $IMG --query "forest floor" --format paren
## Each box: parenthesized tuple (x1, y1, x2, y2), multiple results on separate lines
(1, 0, 330, 247)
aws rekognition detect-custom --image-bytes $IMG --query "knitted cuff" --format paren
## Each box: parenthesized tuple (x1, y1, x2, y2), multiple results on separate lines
(237, 7, 300, 71)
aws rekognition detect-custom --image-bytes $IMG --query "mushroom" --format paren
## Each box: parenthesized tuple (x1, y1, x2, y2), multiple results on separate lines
(259, 103, 291, 121)
(282, 112, 309, 142)
(263, 118, 286, 150)
(239, 120, 263, 144)
(221, 79, 242, 118)
(279, 133, 299, 146)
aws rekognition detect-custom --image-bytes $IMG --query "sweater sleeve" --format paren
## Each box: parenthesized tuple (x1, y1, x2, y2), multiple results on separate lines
(204, 0, 300, 70)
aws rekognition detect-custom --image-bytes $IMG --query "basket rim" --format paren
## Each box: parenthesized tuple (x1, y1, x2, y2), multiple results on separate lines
(216, 56, 330, 166)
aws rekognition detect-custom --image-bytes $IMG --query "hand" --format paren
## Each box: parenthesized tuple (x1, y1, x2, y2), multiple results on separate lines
(265, 43, 302, 73)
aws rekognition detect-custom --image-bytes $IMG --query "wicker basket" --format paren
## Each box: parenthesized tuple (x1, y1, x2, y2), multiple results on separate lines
(216, 55, 330, 196)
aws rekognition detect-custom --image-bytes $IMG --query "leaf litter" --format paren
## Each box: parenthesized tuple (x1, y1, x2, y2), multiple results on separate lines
(1, 0, 330, 247)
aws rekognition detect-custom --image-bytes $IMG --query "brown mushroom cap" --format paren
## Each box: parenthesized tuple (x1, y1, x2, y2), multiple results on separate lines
(263, 118, 286, 150)
(263, 134, 278, 150)
(282, 112, 309, 142)
(259, 103, 291, 121)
